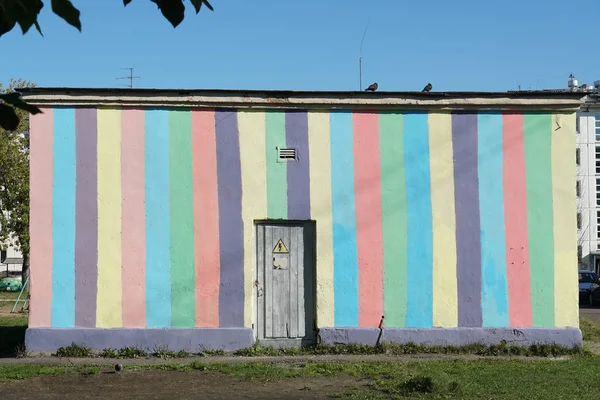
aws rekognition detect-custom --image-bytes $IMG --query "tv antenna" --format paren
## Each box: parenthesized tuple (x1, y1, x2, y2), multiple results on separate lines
(116, 67, 141, 88)
(359, 17, 371, 91)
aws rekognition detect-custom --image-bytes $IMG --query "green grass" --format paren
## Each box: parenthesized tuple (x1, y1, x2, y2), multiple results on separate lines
(56, 343, 93, 358)
(2, 358, 600, 399)
(2, 313, 600, 360)
(580, 317, 600, 342)
(0, 290, 28, 300)
(233, 341, 585, 358)
(0, 365, 75, 381)
(48, 341, 588, 359)
(151, 347, 190, 359)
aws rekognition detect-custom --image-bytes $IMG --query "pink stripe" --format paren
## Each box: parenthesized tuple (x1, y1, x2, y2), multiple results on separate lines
(193, 109, 220, 327)
(29, 108, 54, 327)
(121, 108, 146, 328)
(353, 111, 384, 327)
(503, 113, 532, 327)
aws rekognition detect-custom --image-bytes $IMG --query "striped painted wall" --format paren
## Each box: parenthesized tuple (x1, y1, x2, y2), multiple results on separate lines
(29, 107, 578, 330)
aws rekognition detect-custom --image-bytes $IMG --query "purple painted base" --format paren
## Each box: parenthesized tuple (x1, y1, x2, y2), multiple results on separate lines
(25, 328, 254, 353)
(318, 328, 583, 348)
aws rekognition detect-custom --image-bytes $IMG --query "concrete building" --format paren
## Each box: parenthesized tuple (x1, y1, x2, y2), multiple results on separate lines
(575, 86, 600, 272)
(21, 88, 583, 352)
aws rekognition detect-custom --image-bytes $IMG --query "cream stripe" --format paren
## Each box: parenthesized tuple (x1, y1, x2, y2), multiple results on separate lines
(308, 111, 335, 327)
(553, 113, 579, 327)
(428, 112, 458, 327)
(96, 108, 123, 328)
(238, 110, 268, 329)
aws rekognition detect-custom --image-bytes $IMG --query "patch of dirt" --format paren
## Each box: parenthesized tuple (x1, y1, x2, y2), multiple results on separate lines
(0, 370, 365, 399)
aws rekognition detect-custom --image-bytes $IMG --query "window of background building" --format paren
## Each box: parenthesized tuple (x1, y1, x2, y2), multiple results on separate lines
(578, 212, 582, 229)
(596, 115, 600, 141)
(577, 180, 581, 197)
(596, 178, 600, 206)
(577, 148, 581, 165)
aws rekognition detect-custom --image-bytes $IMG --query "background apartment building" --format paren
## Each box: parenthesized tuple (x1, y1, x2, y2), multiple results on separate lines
(574, 76, 600, 272)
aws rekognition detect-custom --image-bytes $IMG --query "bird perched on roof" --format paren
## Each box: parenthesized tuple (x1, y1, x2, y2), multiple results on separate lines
(422, 83, 433, 92)
(365, 82, 378, 92)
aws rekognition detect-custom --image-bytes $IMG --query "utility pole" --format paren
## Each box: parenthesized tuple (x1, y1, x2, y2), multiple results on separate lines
(116, 67, 141, 88)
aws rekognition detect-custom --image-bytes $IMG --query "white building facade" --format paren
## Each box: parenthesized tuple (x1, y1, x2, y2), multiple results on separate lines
(576, 106, 598, 271)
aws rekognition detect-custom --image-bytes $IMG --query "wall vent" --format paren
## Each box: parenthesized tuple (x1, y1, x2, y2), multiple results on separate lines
(278, 148, 297, 161)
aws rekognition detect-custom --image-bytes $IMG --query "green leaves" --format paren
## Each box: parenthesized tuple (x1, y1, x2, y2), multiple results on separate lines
(51, 0, 81, 31)
(190, 0, 214, 13)
(0, 92, 41, 131)
(151, 0, 185, 27)
(0, 92, 42, 131)
(0, 92, 42, 114)
(1, 0, 215, 38)
(148, 0, 214, 28)
(0, 0, 44, 36)
(0, 104, 20, 131)
(0, 80, 32, 259)
(0, 0, 217, 133)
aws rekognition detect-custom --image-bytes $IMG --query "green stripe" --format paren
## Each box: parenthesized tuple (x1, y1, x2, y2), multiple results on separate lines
(379, 112, 407, 328)
(169, 110, 196, 328)
(524, 113, 554, 328)
(266, 112, 288, 218)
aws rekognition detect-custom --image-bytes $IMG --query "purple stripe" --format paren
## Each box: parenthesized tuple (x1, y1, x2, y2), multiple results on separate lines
(452, 113, 482, 327)
(215, 110, 244, 327)
(286, 111, 311, 219)
(74, 108, 98, 328)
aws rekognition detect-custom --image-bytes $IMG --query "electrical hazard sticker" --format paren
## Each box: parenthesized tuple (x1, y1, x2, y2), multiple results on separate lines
(272, 239, 289, 254)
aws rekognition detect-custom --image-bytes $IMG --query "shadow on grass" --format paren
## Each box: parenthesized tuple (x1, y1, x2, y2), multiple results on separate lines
(0, 315, 27, 357)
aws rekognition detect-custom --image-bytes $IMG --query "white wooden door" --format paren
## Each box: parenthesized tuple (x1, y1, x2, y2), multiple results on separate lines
(255, 223, 315, 343)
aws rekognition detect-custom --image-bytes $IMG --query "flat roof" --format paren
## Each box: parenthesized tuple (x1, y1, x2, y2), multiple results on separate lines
(17, 87, 588, 111)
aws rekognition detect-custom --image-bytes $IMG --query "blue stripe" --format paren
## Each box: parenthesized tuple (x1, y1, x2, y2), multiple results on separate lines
(330, 111, 359, 327)
(51, 108, 76, 328)
(145, 109, 172, 328)
(404, 112, 433, 328)
(478, 113, 509, 327)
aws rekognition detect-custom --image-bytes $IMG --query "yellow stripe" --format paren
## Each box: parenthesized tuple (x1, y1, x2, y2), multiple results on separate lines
(428, 112, 458, 327)
(552, 112, 578, 327)
(96, 108, 123, 328)
(308, 111, 334, 326)
(238, 110, 268, 328)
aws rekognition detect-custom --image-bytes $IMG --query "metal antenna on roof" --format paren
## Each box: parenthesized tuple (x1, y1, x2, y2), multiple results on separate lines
(116, 67, 141, 88)
(359, 17, 371, 91)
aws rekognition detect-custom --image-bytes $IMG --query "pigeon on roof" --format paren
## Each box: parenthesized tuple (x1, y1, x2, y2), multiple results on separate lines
(365, 82, 378, 91)
(422, 83, 433, 92)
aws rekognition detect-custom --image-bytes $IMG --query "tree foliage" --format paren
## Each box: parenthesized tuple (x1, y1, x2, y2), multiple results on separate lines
(0, 79, 33, 281)
(0, 0, 214, 131)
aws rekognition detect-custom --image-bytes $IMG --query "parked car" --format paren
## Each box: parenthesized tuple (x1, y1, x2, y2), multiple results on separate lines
(0, 277, 22, 292)
(579, 270, 600, 306)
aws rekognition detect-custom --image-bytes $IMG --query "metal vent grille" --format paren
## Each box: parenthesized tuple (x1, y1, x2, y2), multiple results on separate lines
(278, 148, 297, 161)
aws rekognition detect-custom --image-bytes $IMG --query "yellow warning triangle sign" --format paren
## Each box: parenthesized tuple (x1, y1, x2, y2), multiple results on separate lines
(273, 239, 289, 254)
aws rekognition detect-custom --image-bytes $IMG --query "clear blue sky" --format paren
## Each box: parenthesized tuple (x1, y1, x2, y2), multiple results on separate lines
(1, 0, 599, 92)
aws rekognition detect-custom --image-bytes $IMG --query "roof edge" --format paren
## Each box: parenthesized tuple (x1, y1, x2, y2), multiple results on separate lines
(17, 87, 587, 111)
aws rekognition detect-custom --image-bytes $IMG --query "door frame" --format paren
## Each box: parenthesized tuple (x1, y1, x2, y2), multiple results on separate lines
(253, 219, 317, 347)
